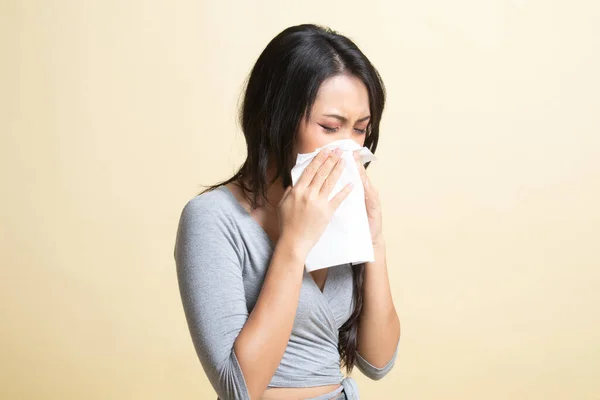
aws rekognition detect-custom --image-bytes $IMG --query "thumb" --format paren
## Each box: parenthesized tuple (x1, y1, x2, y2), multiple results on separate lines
(278, 185, 293, 207)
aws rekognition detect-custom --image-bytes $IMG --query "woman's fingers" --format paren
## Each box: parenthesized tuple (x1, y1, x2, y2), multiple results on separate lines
(310, 148, 342, 192)
(353, 150, 368, 187)
(329, 182, 354, 210)
(295, 148, 332, 189)
(354, 150, 379, 202)
(320, 154, 345, 197)
(278, 185, 293, 207)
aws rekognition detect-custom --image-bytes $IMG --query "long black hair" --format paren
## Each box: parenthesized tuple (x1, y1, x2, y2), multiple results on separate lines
(202, 23, 386, 374)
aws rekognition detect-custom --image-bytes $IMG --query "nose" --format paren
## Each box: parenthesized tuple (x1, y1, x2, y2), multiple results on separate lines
(333, 127, 365, 147)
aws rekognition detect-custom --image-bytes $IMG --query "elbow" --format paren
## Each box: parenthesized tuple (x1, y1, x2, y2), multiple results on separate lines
(202, 349, 252, 400)
(355, 339, 400, 381)
(357, 357, 397, 381)
(369, 366, 394, 381)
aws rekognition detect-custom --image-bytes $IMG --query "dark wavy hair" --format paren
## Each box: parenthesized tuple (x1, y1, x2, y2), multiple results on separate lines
(202, 23, 386, 374)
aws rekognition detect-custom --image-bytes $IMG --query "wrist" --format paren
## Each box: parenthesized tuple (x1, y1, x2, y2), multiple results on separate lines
(372, 235, 385, 249)
(277, 232, 309, 265)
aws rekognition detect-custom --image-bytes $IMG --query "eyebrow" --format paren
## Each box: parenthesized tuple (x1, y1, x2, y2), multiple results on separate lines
(322, 114, 371, 124)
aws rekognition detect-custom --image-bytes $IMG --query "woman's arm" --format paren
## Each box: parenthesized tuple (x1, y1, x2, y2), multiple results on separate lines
(351, 150, 401, 379)
(233, 235, 306, 399)
(356, 240, 401, 379)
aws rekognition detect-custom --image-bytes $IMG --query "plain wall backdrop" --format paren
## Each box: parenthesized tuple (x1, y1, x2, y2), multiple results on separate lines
(1, 0, 599, 399)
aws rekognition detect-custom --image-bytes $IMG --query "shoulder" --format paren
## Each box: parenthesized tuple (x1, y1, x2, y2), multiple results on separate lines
(177, 186, 239, 234)
(180, 186, 233, 219)
(175, 186, 244, 257)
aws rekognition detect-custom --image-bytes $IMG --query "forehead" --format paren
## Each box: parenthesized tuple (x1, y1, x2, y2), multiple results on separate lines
(311, 74, 370, 116)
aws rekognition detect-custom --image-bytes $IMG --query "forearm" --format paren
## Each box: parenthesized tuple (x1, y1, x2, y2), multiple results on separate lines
(357, 240, 401, 367)
(233, 234, 306, 400)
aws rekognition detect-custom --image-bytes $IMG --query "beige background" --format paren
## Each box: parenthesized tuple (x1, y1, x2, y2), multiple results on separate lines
(2, 0, 599, 399)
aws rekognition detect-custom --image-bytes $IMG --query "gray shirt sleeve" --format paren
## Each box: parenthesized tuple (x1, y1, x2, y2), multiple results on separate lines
(174, 197, 251, 400)
(355, 338, 400, 380)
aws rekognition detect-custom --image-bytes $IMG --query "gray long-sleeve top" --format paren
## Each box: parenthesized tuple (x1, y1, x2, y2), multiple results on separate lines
(174, 185, 399, 400)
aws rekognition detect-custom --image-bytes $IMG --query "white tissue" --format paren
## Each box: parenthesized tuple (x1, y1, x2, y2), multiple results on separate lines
(290, 139, 376, 272)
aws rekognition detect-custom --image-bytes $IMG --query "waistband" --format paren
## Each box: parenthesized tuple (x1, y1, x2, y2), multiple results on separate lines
(304, 376, 359, 400)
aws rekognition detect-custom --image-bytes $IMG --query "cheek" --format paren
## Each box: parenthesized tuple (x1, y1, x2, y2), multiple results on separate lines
(295, 124, 329, 154)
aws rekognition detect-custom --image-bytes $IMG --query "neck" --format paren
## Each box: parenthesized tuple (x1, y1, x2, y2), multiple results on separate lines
(238, 160, 287, 211)
(262, 166, 286, 209)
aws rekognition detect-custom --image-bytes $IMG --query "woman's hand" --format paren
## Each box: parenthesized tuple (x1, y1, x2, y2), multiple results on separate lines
(277, 148, 354, 258)
(353, 150, 384, 246)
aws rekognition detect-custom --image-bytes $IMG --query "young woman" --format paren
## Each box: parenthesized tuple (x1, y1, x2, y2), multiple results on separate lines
(174, 24, 401, 400)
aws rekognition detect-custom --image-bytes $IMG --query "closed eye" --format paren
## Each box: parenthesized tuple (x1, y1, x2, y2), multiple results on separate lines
(319, 124, 338, 133)
(319, 124, 367, 134)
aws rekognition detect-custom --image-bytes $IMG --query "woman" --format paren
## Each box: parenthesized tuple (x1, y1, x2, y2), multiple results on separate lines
(174, 24, 401, 400)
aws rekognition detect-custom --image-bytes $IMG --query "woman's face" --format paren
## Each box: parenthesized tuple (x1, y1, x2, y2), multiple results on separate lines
(295, 74, 371, 156)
